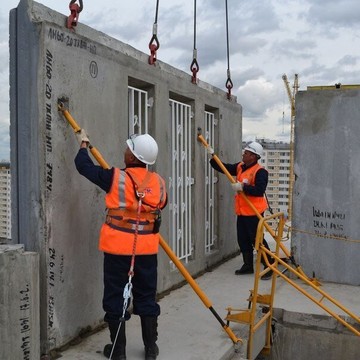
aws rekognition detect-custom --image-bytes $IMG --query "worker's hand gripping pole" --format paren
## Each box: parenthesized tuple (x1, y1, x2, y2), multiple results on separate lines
(197, 129, 320, 286)
(58, 101, 111, 170)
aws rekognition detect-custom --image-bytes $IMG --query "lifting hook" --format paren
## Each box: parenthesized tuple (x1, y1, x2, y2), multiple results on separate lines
(225, 77, 233, 100)
(190, 58, 199, 84)
(148, 34, 160, 65)
(67, 0, 83, 31)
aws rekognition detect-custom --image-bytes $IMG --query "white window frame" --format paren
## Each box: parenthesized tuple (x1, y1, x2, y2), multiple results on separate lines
(128, 86, 149, 135)
(204, 111, 217, 253)
(169, 99, 193, 263)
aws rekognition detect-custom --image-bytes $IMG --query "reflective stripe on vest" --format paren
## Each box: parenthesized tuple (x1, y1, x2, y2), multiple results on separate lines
(99, 168, 167, 255)
(234, 162, 267, 216)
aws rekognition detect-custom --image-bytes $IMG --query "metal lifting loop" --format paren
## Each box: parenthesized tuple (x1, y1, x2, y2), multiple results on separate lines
(149, 0, 160, 65)
(190, 54, 199, 85)
(225, 71, 233, 100)
(67, 0, 83, 30)
(224, 0, 233, 100)
(190, 0, 199, 84)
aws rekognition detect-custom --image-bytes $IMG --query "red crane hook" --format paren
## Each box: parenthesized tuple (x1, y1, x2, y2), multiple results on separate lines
(67, 0, 83, 31)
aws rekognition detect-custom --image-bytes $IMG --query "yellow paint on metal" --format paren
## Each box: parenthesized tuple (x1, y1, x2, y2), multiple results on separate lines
(225, 309, 251, 324)
(197, 134, 360, 354)
(307, 84, 360, 90)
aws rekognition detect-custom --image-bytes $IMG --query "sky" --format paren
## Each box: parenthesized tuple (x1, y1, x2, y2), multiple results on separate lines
(1, 0, 360, 161)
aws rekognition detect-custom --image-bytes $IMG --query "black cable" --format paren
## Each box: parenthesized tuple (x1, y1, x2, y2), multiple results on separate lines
(154, 0, 160, 24)
(225, 0, 230, 72)
(193, 0, 197, 50)
(224, 0, 233, 97)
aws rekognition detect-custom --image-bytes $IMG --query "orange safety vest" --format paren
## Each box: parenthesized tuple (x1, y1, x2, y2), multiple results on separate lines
(99, 167, 167, 255)
(234, 162, 267, 216)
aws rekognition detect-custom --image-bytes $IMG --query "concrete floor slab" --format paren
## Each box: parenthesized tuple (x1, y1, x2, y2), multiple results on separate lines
(57, 255, 360, 360)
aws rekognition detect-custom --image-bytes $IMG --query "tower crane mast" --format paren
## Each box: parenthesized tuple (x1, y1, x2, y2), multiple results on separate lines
(282, 74, 299, 222)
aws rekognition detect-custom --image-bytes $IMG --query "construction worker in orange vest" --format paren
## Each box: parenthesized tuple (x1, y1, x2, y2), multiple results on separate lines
(75, 131, 167, 360)
(207, 141, 273, 280)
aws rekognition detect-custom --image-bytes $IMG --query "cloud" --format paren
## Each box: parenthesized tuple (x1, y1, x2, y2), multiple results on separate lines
(270, 38, 317, 61)
(236, 77, 282, 118)
(306, 0, 360, 27)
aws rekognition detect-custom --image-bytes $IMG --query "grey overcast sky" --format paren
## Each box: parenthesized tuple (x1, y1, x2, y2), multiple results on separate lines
(1, 0, 360, 161)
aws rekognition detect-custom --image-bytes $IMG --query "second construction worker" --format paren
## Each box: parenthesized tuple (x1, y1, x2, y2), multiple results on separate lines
(207, 141, 273, 280)
(74, 131, 167, 360)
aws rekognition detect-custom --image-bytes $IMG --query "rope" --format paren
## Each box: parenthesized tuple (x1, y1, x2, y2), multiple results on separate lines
(129, 194, 144, 275)
(109, 194, 144, 359)
(290, 227, 360, 244)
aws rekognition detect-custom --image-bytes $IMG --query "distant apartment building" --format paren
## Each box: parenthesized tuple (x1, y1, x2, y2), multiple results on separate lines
(243, 139, 291, 229)
(0, 162, 11, 241)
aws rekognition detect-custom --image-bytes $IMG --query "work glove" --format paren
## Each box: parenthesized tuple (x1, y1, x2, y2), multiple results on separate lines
(231, 181, 243, 192)
(76, 129, 90, 145)
(206, 145, 214, 156)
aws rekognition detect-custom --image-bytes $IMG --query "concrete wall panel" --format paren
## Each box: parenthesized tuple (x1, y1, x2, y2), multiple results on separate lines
(293, 88, 360, 285)
(0, 245, 39, 360)
(10, 0, 242, 352)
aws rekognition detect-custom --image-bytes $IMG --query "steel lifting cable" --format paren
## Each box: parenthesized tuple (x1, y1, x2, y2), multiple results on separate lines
(224, 0, 233, 100)
(149, 0, 160, 65)
(190, 0, 199, 84)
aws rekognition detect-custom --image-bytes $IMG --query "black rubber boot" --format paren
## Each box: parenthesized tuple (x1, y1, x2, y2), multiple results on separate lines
(141, 316, 159, 360)
(103, 322, 126, 360)
(235, 252, 254, 275)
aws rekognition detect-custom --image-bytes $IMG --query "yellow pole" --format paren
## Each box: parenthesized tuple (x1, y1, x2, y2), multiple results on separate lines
(159, 235, 242, 344)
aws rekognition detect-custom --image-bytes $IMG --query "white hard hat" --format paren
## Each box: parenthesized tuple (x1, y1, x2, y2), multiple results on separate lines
(126, 134, 158, 165)
(244, 141, 263, 158)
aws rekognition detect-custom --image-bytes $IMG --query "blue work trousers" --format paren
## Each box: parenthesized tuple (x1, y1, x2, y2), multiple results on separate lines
(236, 214, 270, 253)
(103, 253, 160, 324)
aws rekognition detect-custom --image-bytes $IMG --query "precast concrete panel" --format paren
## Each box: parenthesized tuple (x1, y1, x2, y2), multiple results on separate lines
(0, 245, 39, 360)
(10, 0, 242, 352)
(293, 88, 360, 285)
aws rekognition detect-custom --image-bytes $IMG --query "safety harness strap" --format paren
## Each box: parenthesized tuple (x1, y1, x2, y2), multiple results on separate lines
(105, 215, 154, 234)
(125, 170, 153, 211)
(107, 208, 157, 222)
